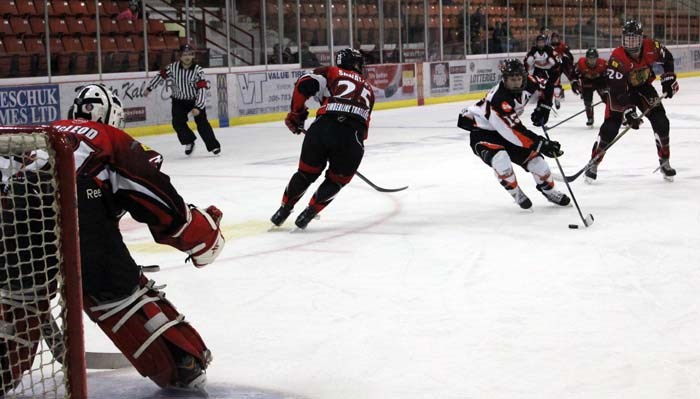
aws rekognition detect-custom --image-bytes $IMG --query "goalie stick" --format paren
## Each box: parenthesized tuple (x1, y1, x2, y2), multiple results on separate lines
(355, 171, 408, 193)
(564, 94, 666, 183)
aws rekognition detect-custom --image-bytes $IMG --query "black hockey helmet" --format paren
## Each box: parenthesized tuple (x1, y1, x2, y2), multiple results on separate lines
(500, 58, 527, 94)
(535, 34, 547, 48)
(550, 32, 561, 46)
(622, 20, 643, 55)
(336, 48, 364, 74)
(585, 47, 599, 66)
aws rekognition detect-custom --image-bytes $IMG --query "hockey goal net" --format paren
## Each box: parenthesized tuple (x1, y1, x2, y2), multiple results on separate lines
(0, 126, 86, 398)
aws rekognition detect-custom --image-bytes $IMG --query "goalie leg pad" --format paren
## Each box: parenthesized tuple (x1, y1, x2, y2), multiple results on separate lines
(83, 274, 210, 388)
(0, 301, 44, 395)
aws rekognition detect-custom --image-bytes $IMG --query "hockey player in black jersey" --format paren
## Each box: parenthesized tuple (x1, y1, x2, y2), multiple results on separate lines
(524, 34, 557, 126)
(458, 59, 570, 209)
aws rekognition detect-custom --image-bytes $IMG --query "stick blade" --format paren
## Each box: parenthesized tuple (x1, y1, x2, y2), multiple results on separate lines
(85, 352, 133, 369)
(583, 214, 595, 227)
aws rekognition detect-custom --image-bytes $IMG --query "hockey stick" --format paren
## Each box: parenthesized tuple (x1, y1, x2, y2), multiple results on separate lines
(564, 94, 666, 183)
(541, 125, 594, 228)
(355, 171, 408, 192)
(545, 100, 603, 130)
(41, 312, 133, 369)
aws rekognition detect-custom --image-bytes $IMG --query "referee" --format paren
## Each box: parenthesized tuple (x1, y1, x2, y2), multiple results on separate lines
(144, 44, 221, 156)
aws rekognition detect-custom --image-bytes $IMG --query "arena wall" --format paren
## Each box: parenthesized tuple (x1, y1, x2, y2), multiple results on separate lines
(1, 44, 699, 138)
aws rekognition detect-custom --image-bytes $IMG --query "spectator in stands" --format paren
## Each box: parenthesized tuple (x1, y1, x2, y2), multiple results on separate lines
(298, 42, 320, 68)
(117, 0, 141, 21)
(354, 40, 375, 65)
(492, 22, 505, 53)
(268, 44, 294, 64)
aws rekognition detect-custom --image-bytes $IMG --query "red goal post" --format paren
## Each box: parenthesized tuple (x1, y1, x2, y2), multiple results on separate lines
(0, 126, 86, 398)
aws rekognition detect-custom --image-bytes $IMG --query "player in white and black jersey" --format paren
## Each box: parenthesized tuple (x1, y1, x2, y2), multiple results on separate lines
(524, 34, 557, 126)
(458, 59, 570, 209)
(145, 44, 221, 156)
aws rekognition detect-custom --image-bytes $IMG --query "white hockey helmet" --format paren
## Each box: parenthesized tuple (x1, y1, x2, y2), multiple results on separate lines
(68, 84, 125, 129)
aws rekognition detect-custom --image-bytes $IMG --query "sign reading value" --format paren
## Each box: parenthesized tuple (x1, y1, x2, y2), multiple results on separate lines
(0, 85, 61, 125)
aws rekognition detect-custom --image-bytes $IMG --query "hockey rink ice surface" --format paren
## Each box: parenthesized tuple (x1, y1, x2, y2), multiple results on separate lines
(85, 78, 700, 399)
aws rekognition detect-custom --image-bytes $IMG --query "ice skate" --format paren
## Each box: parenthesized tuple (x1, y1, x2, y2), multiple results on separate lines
(537, 183, 571, 206)
(584, 163, 598, 184)
(270, 205, 293, 226)
(659, 159, 676, 182)
(586, 116, 594, 127)
(507, 186, 532, 209)
(295, 206, 319, 229)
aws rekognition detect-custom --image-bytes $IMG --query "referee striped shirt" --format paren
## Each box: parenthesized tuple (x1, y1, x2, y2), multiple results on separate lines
(147, 62, 208, 110)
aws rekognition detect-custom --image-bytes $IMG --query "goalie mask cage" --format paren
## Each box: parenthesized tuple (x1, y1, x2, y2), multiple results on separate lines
(0, 126, 86, 399)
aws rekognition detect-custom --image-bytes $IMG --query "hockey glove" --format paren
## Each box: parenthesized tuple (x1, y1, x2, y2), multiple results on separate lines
(660, 72, 679, 99)
(622, 107, 643, 130)
(156, 205, 225, 268)
(285, 109, 309, 134)
(571, 79, 582, 95)
(531, 105, 551, 127)
(532, 137, 564, 158)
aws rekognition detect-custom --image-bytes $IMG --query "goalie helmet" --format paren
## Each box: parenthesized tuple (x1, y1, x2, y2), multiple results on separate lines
(336, 48, 364, 74)
(622, 20, 643, 56)
(68, 84, 125, 129)
(500, 58, 527, 94)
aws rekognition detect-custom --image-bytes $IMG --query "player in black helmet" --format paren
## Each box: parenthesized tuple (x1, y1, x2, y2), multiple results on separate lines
(572, 48, 608, 127)
(457, 59, 570, 209)
(270, 48, 375, 229)
(524, 35, 556, 126)
(585, 20, 678, 183)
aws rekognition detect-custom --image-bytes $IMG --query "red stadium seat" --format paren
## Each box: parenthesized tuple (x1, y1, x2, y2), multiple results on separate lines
(117, 18, 135, 34)
(131, 34, 143, 51)
(23, 36, 43, 53)
(0, 17, 13, 36)
(80, 35, 96, 51)
(61, 36, 81, 52)
(49, 17, 70, 36)
(102, 1, 120, 17)
(100, 36, 117, 52)
(147, 19, 165, 34)
(163, 34, 179, 50)
(28, 16, 45, 36)
(65, 16, 87, 35)
(68, 1, 89, 16)
(0, 2, 18, 17)
(9, 16, 33, 36)
(84, 17, 96, 34)
(16, 0, 38, 16)
(50, 1, 70, 16)
(147, 34, 166, 50)
(100, 17, 118, 34)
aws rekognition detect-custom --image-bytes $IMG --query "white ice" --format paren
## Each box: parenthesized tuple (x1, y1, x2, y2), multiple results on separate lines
(84, 78, 700, 399)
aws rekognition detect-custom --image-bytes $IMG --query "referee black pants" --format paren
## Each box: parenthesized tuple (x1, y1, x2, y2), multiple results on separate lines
(171, 99, 221, 151)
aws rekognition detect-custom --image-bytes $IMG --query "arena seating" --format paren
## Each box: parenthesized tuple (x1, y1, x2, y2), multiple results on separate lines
(0, 0, 182, 77)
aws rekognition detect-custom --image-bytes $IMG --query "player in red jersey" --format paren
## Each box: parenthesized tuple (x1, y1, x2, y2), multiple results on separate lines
(271, 48, 375, 229)
(571, 48, 608, 127)
(586, 20, 679, 183)
(549, 32, 575, 110)
(1, 84, 225, 391)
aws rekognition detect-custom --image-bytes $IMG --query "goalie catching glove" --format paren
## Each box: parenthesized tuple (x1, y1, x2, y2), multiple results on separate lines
(155, 205, 225, 268)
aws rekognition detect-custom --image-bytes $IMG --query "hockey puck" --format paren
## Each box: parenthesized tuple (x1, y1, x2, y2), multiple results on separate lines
(568, 224, 579, 229)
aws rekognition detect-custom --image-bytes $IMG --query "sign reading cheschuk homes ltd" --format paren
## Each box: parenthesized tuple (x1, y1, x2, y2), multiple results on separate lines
(0, 85, 60, 125)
